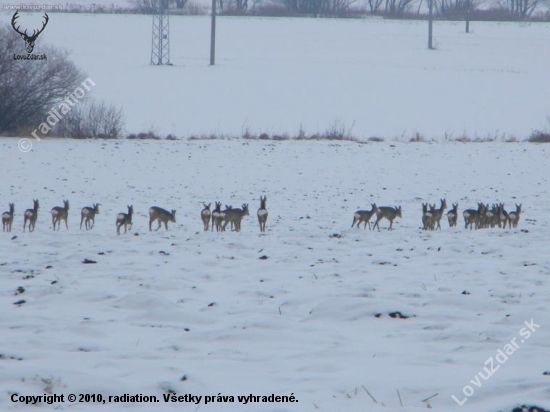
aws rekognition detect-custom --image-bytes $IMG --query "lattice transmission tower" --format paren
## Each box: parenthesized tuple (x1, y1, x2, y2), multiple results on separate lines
(151, 2, 170, 65)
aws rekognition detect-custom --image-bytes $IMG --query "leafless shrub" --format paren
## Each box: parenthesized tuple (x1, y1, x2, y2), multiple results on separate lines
(0, 25, 84, 134)
(528, 130, 550, 143)
(54, 100, 125, 139)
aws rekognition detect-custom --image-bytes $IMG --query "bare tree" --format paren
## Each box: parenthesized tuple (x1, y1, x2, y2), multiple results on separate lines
(367, 0, 385, 12)
(496, 0, 539, 17)
(435, 0, 476, 16)
(0, 26, 83, 134)
(384, 0, 417, 15)
(131, 0, 173, 13)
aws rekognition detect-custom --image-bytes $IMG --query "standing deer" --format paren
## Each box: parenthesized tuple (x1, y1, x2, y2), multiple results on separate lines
(2, 203, 14, 232)
(222, 204, 249, 232)
(463, 203, 485, 230)
(51, 200, 69, 230)
(421, 202, 434, 230)
(508, 203, 522, 228)
(447, 202, 458, 227)
(373, 205, 402, 231)
(116, 205, 133, 235)
(431, 198, 447, 230)
(80, 203, 100, 230)
(257, 196, 268, 232)
(23, 199, 39, 232)
(351, 203, 378, 230)
(211, 201, 223, 232)
(149, 206, 176, 231)
(201, 203, 211, 231)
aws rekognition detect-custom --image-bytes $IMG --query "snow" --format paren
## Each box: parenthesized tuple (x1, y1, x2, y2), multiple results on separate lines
(1, 7, 550, 412)
(3, 11, 550, 139)
(1, 138, 549, 411)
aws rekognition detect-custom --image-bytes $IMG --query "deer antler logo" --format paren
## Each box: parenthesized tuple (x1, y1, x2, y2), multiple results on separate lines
(11, 11, 49, 54)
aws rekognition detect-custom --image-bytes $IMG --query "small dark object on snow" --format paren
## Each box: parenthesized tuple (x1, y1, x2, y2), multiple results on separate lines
(329, 233, 342, 238)
(259, 255, 268, 260)
(15, 286, 24, 295)
(374, 313, 382, 318)
(159, 251, 170, 256)
(511, 406, 547, 412)
(208, 302, 215, 307)
(45, 265, 52, 269)
(462, 290, 470, 295)
(83, 259, 97, 264)
(13, 300, 25, 306)
(181, 375, 187, 381)
(389, 311, 409, 319)
(11, 236, 17, 240)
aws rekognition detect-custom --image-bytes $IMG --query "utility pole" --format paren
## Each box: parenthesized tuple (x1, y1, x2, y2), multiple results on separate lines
(210, 0, 216, 65)
(428, 0, 434, 49)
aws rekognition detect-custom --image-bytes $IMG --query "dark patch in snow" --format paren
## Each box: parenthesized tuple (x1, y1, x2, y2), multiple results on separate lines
(388, 311, 409, 319)
(82, 259, 97, 264)
(13, 300, 26, 306)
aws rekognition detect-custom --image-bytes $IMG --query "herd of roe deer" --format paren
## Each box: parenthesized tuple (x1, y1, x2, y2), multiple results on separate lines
(1, 196, 269, 234)
(1, 196, 522, 234)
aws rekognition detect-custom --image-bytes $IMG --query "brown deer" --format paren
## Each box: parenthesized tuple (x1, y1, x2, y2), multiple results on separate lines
(351, 203, 378, 230)
(116, 205, 133, 235)
(2, 203, 14, 232)
(201, 203, 211, 231)
(51, 200, 69, 230)
(508, 203, 522, 228)
(447, 202, 458, 227)
(80, 203, 100, 230)
(463, 203, 485, 230)
(11, 11, 49, 53)
(23, 199, 39, 232)
(149, 206, 176, 231)
(431, 198, 447, 230)
(421, 202, 434, 230)
(373, 205, 402, 231)
(211, 201, 223, 231)
(257, 196, 268, 232)
(222, 204, 249, 232)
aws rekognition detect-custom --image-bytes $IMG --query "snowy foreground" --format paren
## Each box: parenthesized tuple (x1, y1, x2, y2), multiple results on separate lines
(0, 138, 549, 411)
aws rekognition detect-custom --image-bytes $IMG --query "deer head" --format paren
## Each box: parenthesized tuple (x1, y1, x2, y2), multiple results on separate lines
(11, 11, 49, 54)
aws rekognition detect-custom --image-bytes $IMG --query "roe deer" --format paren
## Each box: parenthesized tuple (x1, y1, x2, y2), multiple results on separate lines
(463, 203, 484, 230)
(498, 203, 509, 229)
(431, 198, 447, 231)
(447, 202, 458, 227)
(422, 202, 434, 230)
(373, 205, 402, 231)
(80, 203, 100, 230)
(116, 205, 133, 235)
(201, 203, 211, 231)
(508, 203, 522, 228)
(51, 200, 70, 230)
(351, 203, 378, 230)
(149, 206, 176, 231)
(257, 196, 268, 232)
(23, 199, 39, 232)
(222, 204, 249, 232)
(212, 201, 223, 232)
(2, 203, 14, 232)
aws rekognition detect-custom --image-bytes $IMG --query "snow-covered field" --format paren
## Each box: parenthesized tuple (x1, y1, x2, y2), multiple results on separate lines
(1, 6, 550, 411)
(2, 11, 550, 139)
(1, 138, 549, 411)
